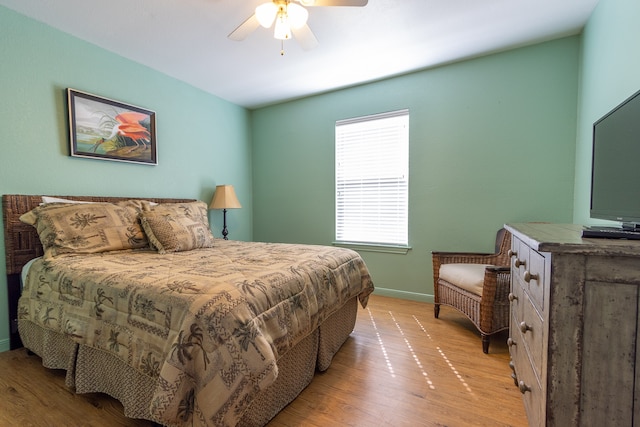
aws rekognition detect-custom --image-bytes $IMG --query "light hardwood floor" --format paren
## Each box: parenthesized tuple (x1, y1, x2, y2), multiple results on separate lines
(0, 295, 527, 426)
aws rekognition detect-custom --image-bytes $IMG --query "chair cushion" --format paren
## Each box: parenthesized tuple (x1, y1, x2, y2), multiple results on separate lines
(439, 264, 494, 296)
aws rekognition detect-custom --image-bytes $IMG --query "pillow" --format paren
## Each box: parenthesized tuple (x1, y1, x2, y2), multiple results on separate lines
(140, 201, 215, 254)
(41, 196, 157, 206)
(41, 196, 92, 204)
(19, 201, 150, 258)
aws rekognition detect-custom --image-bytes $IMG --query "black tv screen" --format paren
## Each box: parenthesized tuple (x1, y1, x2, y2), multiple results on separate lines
(590, 89, 640, 229)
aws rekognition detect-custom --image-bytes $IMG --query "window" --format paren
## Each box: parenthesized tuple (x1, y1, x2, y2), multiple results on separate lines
(335, 109, 409, 247)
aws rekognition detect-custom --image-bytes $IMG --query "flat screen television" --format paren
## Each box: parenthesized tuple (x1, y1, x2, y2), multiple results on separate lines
(589, 88, 640, 231)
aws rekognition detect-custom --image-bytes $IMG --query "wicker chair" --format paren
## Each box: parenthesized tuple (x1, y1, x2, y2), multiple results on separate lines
(431, 229, 512, 353)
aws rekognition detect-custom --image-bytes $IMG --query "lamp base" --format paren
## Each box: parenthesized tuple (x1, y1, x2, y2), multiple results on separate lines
(221, 208, 229, 240)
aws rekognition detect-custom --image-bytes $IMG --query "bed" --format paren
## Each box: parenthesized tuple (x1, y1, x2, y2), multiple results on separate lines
(2, 194, 374, 427)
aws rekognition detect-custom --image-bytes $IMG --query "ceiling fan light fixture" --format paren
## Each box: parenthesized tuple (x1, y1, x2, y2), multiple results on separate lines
(274, 12, 292, 40)
(255, 2, 278, 28)
(287, 3, 309, 29)
(229, 0, 368, 52)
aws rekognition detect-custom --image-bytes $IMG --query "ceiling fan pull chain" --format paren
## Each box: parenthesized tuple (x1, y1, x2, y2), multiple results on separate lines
(281, 39, 285, 56)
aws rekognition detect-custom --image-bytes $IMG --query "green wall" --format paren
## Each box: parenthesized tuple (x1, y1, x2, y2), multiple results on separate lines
(251, 37, 579, 301)
(5, 0, 637, 352)
(573, 0, 640, 225)
(0, 6, 253, 351)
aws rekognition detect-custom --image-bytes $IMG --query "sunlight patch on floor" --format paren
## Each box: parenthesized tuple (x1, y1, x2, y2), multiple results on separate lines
(367, 307, 396, 378)
(437, 347, 473, 394)
(413, 315, 474, 395)
(388, 311, 435, 390)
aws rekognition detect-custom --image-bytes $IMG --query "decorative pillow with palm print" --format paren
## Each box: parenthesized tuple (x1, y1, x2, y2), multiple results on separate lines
(19, 200, 151, 258)
(140, 201, 215, 254)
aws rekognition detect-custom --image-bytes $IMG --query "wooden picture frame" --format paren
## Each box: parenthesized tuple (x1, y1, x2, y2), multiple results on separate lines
(67, 88, 157, 165)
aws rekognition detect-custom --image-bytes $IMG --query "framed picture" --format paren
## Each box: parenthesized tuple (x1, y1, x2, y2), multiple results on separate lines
(67, 88, 157, 165)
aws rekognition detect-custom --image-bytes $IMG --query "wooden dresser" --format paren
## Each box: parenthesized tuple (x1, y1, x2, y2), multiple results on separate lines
(505, 223, 640, 426)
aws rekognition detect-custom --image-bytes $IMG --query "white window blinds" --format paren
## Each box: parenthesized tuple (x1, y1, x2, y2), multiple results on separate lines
(335, 109, 409, 246)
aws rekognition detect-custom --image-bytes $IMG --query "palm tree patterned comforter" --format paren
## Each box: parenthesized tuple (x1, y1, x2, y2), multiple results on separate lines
(18, 240, 374, 426)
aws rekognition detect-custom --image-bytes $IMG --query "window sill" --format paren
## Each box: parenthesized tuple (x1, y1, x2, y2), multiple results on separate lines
(332, 241, 411, 254)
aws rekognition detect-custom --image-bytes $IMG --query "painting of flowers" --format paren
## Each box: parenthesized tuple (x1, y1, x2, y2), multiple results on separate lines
(67, 88, 157, 165)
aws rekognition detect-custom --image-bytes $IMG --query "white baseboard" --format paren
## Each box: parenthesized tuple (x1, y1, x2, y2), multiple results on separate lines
(372, 287, 434, 303)
(0, 338, 10, 353)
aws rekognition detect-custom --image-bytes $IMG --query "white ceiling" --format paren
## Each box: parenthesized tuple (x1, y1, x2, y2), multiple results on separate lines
(1, 0, 599, 109)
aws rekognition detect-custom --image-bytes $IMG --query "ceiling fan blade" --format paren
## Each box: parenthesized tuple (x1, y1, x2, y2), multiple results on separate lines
(302, 0, 368, 6)
(292, 24, 319, 51)
(228, 14, 260, 41)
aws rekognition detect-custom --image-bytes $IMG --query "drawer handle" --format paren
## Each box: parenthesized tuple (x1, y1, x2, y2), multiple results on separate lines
(524, 271, 539, 283)
(508, 293, 518, 302)
(519, 322, 531, 334)
(508, 249, 517, 258)
(515, 259, 526, 268)
(518, 380, 531, 394)
(507, 337, 516, 347)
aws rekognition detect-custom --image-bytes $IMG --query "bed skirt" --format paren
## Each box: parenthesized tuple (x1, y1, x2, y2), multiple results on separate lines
(18, 296, 359, 427)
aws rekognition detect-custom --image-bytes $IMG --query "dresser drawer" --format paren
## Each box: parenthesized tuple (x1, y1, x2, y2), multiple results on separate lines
(525, 249, 545, 312)
(511, 237, 545, 313)
(509, 271, 525, 330)
(511, 237, 530, 280)
(509, 330, 543, 427)
(511, 287, 544, 382)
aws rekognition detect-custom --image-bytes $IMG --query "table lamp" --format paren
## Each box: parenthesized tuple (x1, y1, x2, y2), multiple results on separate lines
(209, 184, 242, 240)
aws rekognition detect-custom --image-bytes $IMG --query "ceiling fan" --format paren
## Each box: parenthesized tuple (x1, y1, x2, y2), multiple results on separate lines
(228, 0, 368, 53)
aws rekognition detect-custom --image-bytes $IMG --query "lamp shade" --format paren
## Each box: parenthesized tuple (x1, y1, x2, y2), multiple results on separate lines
(255, 2, 277, 28)
(210, 185, 242, 209)
(274, 13, 291, 40)
(287, 3, 308, 29)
